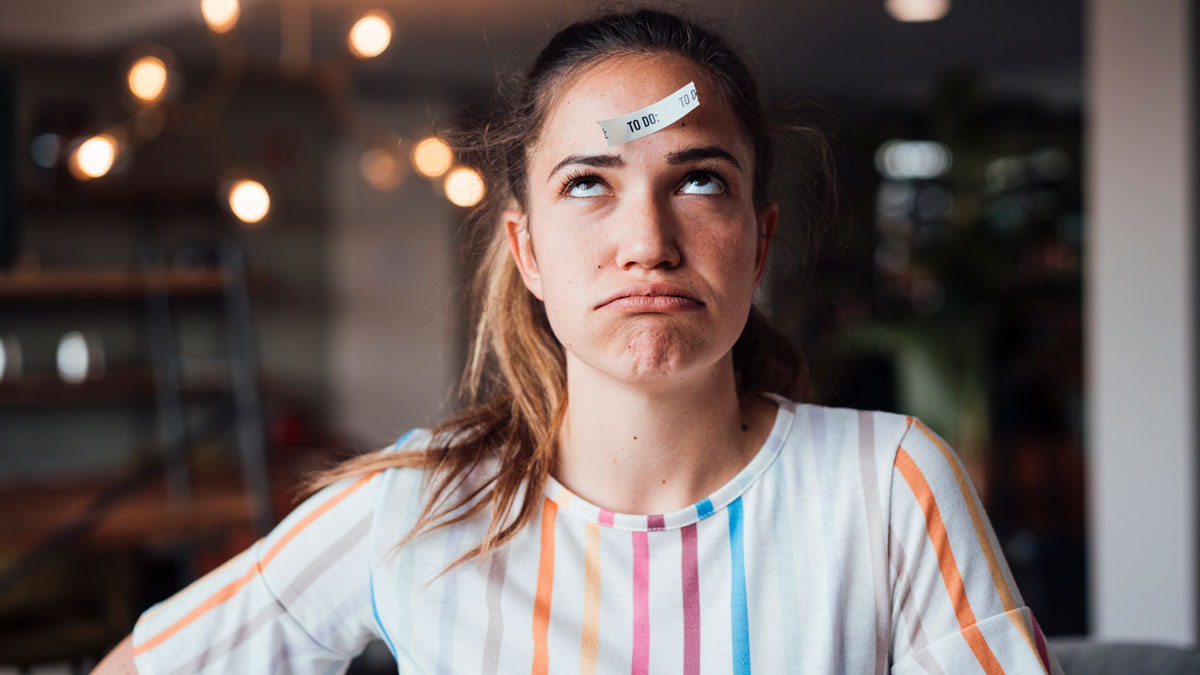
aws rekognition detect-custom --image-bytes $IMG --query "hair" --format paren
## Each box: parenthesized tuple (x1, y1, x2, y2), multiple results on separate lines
(310, 7, 826, 572)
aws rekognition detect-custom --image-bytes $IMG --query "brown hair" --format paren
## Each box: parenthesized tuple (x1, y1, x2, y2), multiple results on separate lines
(311, 7, 820, 571)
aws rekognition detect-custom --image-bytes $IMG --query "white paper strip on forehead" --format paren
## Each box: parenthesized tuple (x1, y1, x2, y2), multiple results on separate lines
(595, 81, 699, 147)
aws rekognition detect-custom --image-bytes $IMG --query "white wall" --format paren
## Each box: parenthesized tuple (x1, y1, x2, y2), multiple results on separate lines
(327, 101, 460, 448)
(1086, 0, 1195, 644)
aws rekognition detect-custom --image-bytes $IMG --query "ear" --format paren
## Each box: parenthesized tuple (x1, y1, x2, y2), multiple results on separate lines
(753, 202, 779, 285)
(504, 209, 543, 300)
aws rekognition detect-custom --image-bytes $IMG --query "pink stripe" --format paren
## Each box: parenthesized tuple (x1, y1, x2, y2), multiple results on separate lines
(647, 514, 665, 530)
(599, 509, 615, 527)
(631, 531, 650, 675)
(1031, 612, 1050, 673)
(680, 523, 700, 675)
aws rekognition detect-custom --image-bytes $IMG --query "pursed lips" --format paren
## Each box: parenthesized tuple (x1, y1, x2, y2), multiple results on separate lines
(595, 283, 704, 310)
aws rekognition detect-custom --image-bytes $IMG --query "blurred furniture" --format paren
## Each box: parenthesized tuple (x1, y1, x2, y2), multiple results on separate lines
(1050, 638, 1200, 674)
(0, 237, 276, 664)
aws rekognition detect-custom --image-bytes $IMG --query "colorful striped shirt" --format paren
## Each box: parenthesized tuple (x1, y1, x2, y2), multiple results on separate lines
(131, 397, 1063, 674)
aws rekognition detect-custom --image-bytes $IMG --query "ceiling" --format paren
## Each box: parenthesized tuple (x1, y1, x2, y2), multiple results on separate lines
(0, 0, 1083, 110)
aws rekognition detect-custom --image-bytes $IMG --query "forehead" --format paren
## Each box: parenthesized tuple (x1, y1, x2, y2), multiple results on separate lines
(532, 53, 751, 173)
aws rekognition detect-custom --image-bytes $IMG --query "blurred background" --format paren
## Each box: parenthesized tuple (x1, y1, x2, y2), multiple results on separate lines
(0, 0, 1193, 671)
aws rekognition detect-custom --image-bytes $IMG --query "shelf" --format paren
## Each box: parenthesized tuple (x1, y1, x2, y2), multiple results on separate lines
(0, 369, 243, 406)
(0, 473, 254, 549)
(0, 266, 229, 299)
(19, 182, 222, 217)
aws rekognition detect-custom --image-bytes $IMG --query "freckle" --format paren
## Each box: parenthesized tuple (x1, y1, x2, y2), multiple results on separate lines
(612, 459, 617, 464)
(661, 479, 666, 484)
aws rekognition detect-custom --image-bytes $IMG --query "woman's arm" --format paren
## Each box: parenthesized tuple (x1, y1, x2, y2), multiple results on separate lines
(92, 635, 135, 674)
(887, 417, 1064, 674)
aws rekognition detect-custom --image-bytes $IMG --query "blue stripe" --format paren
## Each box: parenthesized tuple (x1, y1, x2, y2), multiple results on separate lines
(695, 498, 715, 519)
(728, 496, 751, 674)
(370, 567, 399, 661)
(393, 428, 416, 451)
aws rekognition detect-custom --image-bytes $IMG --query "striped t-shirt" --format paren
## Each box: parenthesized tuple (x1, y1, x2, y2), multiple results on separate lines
(131, 397, 1063, 674)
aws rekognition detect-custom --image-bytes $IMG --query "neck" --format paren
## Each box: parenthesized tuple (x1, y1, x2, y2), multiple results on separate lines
(554, 353, 774, 515)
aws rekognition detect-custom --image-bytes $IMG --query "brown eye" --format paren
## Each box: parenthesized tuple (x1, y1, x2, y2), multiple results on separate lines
(679, 172, 725, 195)
(566, 176, 610, 197)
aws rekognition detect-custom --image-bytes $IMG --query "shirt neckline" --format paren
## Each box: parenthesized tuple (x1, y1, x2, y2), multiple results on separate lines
(543, 393, 795, 532)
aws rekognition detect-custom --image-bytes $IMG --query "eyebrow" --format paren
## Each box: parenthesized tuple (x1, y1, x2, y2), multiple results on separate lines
(546, 145, 742, 182)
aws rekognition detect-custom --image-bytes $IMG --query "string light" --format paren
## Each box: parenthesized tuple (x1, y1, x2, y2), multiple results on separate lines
(348, 10, 393, 59)
(227, 179, 271, 224)
(201, 0, 240, 33)
(443, 166, 485, 207)
(412, 136, 452, 178)
(360, 147, 406, 191)
(885, 0, 950, 22)
(68, 134, 119, 180)
(128, 55, 169, 104)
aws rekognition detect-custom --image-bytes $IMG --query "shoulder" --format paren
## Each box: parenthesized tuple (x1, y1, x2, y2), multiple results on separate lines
(771, 396, 915, 466)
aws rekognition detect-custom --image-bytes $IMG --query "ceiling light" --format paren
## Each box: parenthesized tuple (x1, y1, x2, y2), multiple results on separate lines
(412, 136, 452, 178)
(444, 166, 486, 207)
(348, 11, 393, 59)
(228, 179, 271, 224)
(202, 0, 240, 33)
(69, 134, 119, 180)
(885, 0, 950, 22)
(360, 147, 405, 191)
(128, 55, 169, 104)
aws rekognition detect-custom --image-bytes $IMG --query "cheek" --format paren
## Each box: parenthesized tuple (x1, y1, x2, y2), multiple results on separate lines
(531, 233, 597, 327)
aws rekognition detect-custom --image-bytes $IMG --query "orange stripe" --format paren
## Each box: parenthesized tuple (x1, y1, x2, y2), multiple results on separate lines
(963, 624, 1006, 674)
(913, 420, 1043, 669)
(133, 472, 377, 656)
(531, 497, 557, 675)
(895, 448, 1005, 674)
(579, 521, 603, 675)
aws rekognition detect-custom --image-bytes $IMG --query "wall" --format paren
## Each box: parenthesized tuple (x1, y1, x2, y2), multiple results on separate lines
(1086, 0, 1196, 644)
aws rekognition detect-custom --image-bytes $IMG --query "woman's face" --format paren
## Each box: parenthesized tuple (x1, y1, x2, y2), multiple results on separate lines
(506, 52, 777, 391)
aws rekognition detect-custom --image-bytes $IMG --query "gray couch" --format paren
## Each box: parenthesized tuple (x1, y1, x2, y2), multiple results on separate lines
(1049, 638, 1200, 674)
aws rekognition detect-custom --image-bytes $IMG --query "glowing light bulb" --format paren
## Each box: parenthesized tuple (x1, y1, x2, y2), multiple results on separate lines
(360, 147, 405, 191)
(228, 179, 271, 224)
(348, 11, 393, 58)
(202, 0, 240, 33)
(412, 136, 452, 178)
(443, 166, 485, 207)
(885, 0, 951, 22)
(69, 134, 118, 180)
(128, 55, 169, 104)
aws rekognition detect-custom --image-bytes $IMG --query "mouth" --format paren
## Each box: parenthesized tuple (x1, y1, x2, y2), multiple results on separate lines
(595, 283, 705, 311)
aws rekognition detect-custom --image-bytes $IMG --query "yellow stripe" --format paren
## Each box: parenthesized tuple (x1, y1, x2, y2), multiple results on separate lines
(896, 448, 1006, 674)
(913, 419, 1043, 670)
(579, 521, 603, 675)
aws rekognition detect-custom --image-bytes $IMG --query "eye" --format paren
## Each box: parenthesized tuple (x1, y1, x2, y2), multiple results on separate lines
(679, 171, 726, 195)
(563, 174, 611, 198)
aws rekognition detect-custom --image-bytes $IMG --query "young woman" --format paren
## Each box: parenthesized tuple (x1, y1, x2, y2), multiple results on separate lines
(98, 9, 1061, 674)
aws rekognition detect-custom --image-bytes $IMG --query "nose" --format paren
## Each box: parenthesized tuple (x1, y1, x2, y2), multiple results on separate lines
(617, 192, 681, 271)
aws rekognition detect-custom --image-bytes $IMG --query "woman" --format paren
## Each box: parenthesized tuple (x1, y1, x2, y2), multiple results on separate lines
(98, 8, 1061, 674)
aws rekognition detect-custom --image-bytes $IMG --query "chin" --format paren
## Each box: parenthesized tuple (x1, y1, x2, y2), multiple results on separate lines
(609, 328, 727, 388)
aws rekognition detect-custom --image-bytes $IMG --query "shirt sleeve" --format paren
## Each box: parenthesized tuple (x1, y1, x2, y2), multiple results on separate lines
(886, 417, 1064, 675)
(129, 434, 420, 674)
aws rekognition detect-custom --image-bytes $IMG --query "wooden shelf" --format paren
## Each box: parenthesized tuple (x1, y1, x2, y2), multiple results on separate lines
(0, 267, 229, 299)
(0, 473, 254, 549)
(0, 369, 241, 405)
